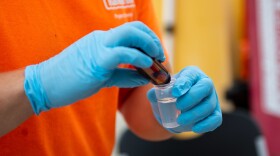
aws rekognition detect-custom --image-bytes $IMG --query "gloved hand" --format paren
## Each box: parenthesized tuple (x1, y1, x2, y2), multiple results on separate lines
(24, 21, 165, 115)
(147, 66, 222, 133)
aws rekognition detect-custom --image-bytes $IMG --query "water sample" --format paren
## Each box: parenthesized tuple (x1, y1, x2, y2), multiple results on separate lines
(158, 98, 180, 128)
(154, 78, 180, 128)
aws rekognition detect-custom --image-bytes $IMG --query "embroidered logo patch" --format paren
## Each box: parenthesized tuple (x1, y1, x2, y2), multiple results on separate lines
(103, 0, 135, 10)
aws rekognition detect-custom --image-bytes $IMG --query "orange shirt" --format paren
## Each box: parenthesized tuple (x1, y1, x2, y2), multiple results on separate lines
(0, 0, 163, 155)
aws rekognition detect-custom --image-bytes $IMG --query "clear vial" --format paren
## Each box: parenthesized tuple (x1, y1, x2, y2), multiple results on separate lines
(154, 78, 180, 128)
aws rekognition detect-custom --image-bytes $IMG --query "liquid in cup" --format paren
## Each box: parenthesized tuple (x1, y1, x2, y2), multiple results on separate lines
(154, 78, 180, 128)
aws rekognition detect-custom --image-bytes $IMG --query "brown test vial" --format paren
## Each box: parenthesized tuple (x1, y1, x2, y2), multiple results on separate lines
(136, 59, 171, 85)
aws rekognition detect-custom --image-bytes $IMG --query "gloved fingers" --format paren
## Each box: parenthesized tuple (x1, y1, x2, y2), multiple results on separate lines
(105, 25, 162, 60)
(177, 89, 217, 126)
(172, 66, 208, 79)
(147, 88, 157, 104)
(128, 21, 165, 62)
(105, 68, 149, 88)
(171, 67, 199, 98)
(192, 108, 222, 133)
(101, 47, 153, 69)
(172, 66, 209, 98)
(176, 78, 214, 110)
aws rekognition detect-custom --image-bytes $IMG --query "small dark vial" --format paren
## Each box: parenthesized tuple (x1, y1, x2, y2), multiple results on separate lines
(136, 59, 171, 85)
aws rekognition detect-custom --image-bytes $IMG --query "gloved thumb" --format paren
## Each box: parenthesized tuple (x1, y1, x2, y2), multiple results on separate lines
(147, 88, 162, 123)
(105, 68, 149, 88)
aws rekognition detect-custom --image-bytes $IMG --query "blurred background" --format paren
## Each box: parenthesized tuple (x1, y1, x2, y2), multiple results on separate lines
(113, 0, 280, 155)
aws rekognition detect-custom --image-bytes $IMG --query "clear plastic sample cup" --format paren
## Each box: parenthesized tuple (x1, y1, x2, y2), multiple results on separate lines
(154, 78, 180, 128)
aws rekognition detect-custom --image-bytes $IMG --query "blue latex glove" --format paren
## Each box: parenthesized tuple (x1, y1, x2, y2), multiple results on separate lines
(24, 21, 165, 115)
(147, 66, 222, 133)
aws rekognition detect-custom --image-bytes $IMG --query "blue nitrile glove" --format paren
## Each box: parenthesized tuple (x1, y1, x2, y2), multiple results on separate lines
(147, 66, 222, 133)
(24, 21, 165, 115)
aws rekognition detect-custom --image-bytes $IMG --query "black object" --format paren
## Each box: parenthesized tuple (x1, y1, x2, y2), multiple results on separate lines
(226, 79, 250, 110)
(119, 110, 265, 156)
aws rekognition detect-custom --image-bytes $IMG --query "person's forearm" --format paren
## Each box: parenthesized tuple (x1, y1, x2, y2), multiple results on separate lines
(120, 84, 173, 141)
(0, 69, 33, 137)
